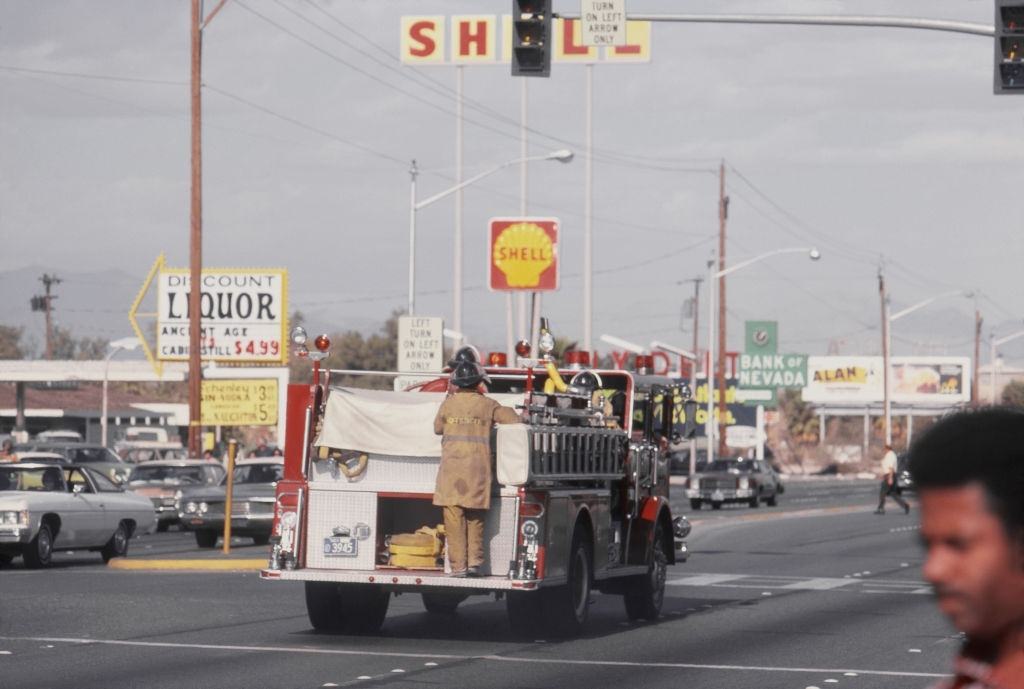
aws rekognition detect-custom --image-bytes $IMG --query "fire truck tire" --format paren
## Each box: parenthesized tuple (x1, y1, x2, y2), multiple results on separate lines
(421, 592, 467, 614)
(689, 499, 702, 510)
(545, 531, 593, 637)
(305, 582, 390, 634)
(623, 522, 668, 621)
(194, 530, 218, 548)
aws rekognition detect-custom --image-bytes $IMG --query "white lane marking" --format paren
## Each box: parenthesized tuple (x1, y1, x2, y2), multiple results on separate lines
(908, 649, 922, 653)
(0, 651, 11, 655)
(780, 578, 854, 591)
(668, 573, 745, 586)
(844, 672, 858, 676)
(390, 669, 405, 673)
(913, 587, 932, 595)
(356, 676, 371, 680)
(424, 662, 438, 667)
(0, 636, 948, 679)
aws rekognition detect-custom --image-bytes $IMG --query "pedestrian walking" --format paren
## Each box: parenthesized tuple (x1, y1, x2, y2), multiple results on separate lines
(875, 443, 909, 514)
(432, 360, 520, 577)
(909, 409, 1024, 689)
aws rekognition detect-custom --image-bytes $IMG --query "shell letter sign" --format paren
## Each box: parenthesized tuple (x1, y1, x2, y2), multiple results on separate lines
(488, 218, 559, 291)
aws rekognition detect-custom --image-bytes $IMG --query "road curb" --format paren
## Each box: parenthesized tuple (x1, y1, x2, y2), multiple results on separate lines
(108, 558, 266, 571)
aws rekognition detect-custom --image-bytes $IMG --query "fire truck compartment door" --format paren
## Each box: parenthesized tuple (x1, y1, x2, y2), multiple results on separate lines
(496, 424, 530, 486)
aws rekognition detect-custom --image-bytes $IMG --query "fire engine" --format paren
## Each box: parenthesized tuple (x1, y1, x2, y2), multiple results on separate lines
(262, 325, 696, 637)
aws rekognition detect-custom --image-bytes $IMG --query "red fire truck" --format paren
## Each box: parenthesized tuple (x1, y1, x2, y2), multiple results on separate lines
(262, 331, 695, 637)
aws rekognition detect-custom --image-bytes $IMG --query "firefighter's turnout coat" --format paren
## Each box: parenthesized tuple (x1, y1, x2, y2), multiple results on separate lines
(432, 391, 520, 510)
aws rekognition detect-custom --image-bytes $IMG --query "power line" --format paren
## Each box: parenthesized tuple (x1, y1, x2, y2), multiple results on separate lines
(0, 64, 186, 86)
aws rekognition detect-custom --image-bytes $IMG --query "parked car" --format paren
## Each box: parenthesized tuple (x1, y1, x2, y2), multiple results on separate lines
(684, 457, 783, 510)
(35, 429, 84, 443)
(126, 460, 226, 531)
(14, 451, 67, 465)
(14, 442, 131, 484)
(115, 442, 188, 464)
(0, 463, 157, 568)
(177, 458, 283, 548)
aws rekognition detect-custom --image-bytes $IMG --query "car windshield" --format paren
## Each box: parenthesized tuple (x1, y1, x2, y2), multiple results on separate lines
(0, 466, 65, 492)
(231, 463, 283, 485)
(705, 459, 755, 473)
(129, 466, 206, 484)
(68, 447, 122, 464)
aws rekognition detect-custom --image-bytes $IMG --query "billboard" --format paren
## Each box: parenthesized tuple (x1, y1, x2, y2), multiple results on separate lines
(488, 218, 559, 291)
(157, 269, 288, 364)
(802, 356, 970, 405)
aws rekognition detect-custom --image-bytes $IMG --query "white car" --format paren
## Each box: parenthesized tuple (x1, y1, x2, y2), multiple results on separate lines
(0, 463, 157, 568)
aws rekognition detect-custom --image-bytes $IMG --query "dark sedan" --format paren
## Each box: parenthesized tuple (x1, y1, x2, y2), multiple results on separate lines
(684, 457, 784, 510)
(177, 459, 282, 548)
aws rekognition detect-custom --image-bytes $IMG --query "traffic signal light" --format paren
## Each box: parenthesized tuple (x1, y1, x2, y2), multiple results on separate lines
(511, 0, 552, 78)
(995, 1, 1024, 93)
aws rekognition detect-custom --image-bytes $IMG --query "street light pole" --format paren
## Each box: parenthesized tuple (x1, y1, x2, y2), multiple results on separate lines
(406, 150, 573, 321)
(102, 337, 141, 447)
(990, 329, 1024, 404)
(706, 247, 821, 465)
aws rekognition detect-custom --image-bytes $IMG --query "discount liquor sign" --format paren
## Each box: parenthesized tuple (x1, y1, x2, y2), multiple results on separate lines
(157, 268, 288, 364)
(488, 218, 559, 291)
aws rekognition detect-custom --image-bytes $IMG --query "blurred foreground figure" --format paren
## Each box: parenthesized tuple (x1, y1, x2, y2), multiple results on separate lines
(909, 408, 1024, 689)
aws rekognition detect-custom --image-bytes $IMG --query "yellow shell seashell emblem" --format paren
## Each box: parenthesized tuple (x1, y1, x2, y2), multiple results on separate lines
(492, 223, 554, 288)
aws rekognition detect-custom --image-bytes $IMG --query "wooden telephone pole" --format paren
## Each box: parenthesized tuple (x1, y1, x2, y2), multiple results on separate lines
(188, 0, 204, 457)
(716, 162, 729, 457)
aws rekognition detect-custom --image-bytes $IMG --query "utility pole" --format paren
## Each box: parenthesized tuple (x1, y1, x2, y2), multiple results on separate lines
(679, 277, 702, 377)
(716, 161, 729, 457)
(188, 0, 204, 457)
(30, 274, 62, 359)
(878, 267, 892, 447)
(973, 307, 983, 406)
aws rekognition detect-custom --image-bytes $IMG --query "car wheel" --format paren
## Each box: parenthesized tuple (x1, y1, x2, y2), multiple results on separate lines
(421, 592, 467, 614)
(689, 499, 702, 510)
(101, 521, 130, 563)
(252, 534, 270, 546)
(766, 493, 778, 507)
(624, 522, 668, 621)
(710, 501, 723, 510)
(156, 521, 170, 533)
(195, 530, 218, 549)
(749, 492, 760, 508)
(23, 523, 54, 569)
(305, 582, 390, 634)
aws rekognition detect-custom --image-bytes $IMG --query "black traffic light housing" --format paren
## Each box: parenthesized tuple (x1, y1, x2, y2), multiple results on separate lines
(512, 0, 552, 78)
(995, 0, 1024, 93)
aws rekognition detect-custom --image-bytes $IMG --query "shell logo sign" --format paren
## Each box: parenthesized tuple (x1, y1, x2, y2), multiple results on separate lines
(489, 218, 559, 292)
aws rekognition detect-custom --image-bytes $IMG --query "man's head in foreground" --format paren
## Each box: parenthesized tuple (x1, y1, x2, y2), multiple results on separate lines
(909, 408, 1024, 650)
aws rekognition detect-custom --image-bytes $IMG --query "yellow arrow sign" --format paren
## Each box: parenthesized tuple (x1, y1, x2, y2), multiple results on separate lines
(127, 253, 166, 378)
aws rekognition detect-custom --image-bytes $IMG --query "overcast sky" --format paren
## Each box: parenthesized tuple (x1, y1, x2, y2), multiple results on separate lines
(1, 0, 1022, 363)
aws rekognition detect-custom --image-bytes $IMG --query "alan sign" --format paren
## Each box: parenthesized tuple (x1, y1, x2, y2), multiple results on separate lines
(157, 269, 288, 364)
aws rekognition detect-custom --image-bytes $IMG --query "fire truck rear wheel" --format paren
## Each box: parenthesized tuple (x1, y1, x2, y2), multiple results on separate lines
(546, 530, 593, 637)
(624, 522, 668, 621)
(421, 591, 467, 615)
(305, 582, 390, 634)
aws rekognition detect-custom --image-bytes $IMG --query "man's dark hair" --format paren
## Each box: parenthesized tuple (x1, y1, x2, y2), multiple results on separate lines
(908, 407, 1024, 538)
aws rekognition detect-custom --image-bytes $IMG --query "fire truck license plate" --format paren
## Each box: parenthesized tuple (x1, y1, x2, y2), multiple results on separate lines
(323, 536, 357, 557)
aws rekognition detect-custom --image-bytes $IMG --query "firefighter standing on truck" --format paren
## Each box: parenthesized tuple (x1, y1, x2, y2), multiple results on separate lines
(433, 359, 520, 577)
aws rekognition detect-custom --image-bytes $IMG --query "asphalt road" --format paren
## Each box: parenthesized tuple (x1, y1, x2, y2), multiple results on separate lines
(0, 478, 956, 689)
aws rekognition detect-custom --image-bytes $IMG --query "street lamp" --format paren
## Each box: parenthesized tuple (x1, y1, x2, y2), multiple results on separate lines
(407, 149, 574, 321)
(883, 289, 973, 445)
(989, 329, 1024, 404)
(599, 333, 645, 355)
(102, 337, 141, 447)
(706, 247, 821, 464)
